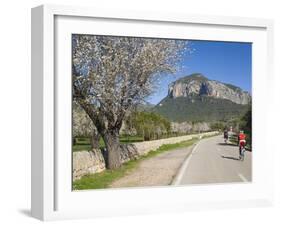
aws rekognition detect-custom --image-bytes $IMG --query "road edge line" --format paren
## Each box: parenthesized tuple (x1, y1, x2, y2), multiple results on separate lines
(238, 173, 249, 182)
(171, 140, 201, 186)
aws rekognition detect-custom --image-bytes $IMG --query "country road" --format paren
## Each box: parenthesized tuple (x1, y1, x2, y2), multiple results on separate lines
(110, 135, 251, 188)
(175, 135, 252, 185)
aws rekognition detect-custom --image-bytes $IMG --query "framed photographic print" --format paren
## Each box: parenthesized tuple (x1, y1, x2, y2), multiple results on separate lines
(31, 4, 274, 221)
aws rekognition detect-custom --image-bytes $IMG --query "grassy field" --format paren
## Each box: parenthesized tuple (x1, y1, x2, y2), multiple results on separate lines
(72, 132, 217, 152)
(73, 138, 198, 190)
(73, 136, 144, 152)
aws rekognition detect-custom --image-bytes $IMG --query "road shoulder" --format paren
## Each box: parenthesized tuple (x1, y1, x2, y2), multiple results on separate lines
(109, 145, 194, 188)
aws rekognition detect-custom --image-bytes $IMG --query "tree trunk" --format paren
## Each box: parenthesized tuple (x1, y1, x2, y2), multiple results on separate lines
(72, 137, 76, 146)
(75, 99, 123, 169)
(144, 133, 150, 141)
(90, 130, 100, 149)
(103, 131, 121, 169)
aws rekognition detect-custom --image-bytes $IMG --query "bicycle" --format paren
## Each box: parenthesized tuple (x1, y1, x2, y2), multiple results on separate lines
(239, 141, 246, 161)
(239, 146, 246, 161)
(224, 137, 228, 144)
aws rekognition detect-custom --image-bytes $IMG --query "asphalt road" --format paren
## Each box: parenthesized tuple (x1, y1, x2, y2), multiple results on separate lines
(175, 135, 252, 185)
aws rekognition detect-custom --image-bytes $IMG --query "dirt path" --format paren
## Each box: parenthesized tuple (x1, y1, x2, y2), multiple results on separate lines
(109, 145, 194, 188)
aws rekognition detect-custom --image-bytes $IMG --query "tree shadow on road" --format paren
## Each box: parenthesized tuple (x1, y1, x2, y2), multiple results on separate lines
(221, 155, 240, 161)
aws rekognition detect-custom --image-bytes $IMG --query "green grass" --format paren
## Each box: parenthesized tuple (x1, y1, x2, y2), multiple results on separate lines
(72, 132, 217, 152)
(72, 144, 92, 152)
(73, 138, 198, 190)
(73, 160, 138, 190)
(72, 136, 144, 152)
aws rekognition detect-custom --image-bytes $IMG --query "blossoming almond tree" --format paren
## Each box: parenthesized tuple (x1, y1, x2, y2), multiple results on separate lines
(72, 34, 187, 169)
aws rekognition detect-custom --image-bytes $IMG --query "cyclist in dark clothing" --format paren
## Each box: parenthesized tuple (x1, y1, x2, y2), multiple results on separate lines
(223, 129, 229, 143)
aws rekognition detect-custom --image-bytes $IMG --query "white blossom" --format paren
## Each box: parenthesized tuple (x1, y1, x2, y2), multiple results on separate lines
(72, 35, 188, 130)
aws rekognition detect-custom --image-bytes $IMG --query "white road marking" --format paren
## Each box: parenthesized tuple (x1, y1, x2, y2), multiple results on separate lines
(238, 173, 248, 182)
(172, 141, 201, 185)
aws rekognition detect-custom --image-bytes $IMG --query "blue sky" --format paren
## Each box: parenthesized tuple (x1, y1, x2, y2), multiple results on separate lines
(146, 40, 252, 105)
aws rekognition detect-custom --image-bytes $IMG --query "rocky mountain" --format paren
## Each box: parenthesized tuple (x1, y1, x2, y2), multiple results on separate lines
(167, 73, 251, 105)
(152, 73, 251, 122)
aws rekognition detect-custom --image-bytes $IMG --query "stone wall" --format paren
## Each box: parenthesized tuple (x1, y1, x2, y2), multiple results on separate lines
(73, 131, 218, 180)
(133, 131, 217, 156)
(73, 149, 106, 181)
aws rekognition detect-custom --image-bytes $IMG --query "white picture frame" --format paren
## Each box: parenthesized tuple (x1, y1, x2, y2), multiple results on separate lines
(31, 4, 274, 221)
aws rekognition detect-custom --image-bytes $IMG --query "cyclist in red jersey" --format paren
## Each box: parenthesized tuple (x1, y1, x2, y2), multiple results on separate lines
(238, 130, 246, 159)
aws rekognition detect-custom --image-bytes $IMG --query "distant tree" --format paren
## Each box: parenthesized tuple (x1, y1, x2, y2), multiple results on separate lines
(171, 122, 193, 134)
(240, 107, 252, 146)
(121, 112, 137, 136)
(73, 102, 100, 149)
(72, 35, 186, 169)
(210, 121, 225, 131)
(240, 108, 251, 133)
(193, 122, 210, 133)
(130, 111, 171, 141)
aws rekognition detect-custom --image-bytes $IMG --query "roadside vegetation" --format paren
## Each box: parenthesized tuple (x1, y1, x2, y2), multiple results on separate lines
(239, 107, 252, 148)
(73, 107, 214, 152)
(73, 135, 144, 152)
(124, 111, 171, 141)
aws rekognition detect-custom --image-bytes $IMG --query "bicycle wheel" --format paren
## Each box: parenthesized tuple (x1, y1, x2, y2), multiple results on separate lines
(241, 148, 245, 161)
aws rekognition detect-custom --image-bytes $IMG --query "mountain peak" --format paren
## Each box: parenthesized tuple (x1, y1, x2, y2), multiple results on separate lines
(167, 73, 251, 105)
(176, 73, 208, 83)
